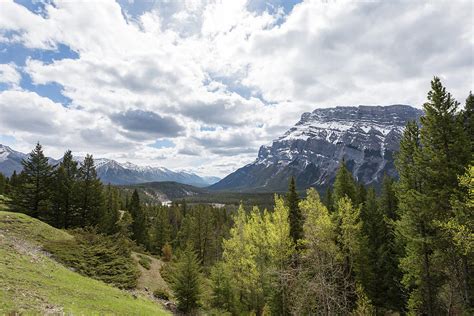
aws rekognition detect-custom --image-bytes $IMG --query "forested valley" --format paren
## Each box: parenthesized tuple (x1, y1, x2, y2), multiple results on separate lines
(0, 77, 472, 315)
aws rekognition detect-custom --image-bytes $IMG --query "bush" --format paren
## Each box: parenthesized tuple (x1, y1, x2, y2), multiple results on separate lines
(162, 243, 172, 262)
(138, 254, 152, 270)
(153, 288, 170, 300)
(44, 229, 139, 289)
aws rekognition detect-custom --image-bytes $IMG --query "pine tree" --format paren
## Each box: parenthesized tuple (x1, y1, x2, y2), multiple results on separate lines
(287, 176, 303, 244)
(333, 160, 357, 206)
(171, 244, 203, 313)
(77, 154, 103, 227)
(15, 142, 53, 219)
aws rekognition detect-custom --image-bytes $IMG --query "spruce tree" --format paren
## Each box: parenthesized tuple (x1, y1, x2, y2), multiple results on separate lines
(463, 92, 473, 155)
(333, 160, 357, 205)
(287, 176, 303, 244)
(128, 189, 148, 246)
(378, 175, 405, 312)
(77, 154, 103, 227)
(15, 142, 53, 219)
(396, 78, 471, 314)
(0, 173, 5, 195)
(100, 184, 120, 234)
(171, 244, 203, 313)
(51, 150, 78, 228)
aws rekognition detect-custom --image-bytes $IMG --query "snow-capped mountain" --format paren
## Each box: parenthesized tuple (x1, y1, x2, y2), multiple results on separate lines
(211, 105, 423, 192)
(0, 145, 219, 187)
(0, 144, 27, 177)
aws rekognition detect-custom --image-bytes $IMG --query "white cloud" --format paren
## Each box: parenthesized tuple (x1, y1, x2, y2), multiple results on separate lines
(0, 64, 21, 87)
(0, 0, 472, 177)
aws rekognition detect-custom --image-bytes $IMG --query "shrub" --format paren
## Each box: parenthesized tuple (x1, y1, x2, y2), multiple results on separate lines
(138, 254, 152, 270)
(153, 288, 170, 300)
(162, 242, 172, 262)
(44, 229, 139, 289)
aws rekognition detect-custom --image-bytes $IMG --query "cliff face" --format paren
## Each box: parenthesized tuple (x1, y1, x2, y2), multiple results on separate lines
(211, 105, 423, 192)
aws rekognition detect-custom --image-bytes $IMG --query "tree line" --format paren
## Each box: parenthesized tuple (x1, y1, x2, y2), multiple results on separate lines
(0, 77, 472, 315)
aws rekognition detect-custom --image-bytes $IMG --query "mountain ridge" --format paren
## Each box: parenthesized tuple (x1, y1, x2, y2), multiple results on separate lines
(0, 144, 219, 187)
(210, 104, 423, 192)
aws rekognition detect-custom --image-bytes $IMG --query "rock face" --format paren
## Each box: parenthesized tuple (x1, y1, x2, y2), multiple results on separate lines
(211, 105, 423, 192)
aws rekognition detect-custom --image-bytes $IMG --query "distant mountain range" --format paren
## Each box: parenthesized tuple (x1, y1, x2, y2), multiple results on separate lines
(0, 144, 220, 187)
(210, 104, 423, 192)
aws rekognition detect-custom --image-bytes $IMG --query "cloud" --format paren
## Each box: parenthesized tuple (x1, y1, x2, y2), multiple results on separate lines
(0, 63, 21, 87)
(0, 0, 472, 177)
(112, 109, 184, 139)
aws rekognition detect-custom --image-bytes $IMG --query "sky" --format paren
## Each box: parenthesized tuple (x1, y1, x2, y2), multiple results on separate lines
(0, 0, 472, 177)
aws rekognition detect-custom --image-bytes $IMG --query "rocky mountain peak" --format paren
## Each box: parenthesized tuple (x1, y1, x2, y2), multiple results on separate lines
(211, 104, 423, 192)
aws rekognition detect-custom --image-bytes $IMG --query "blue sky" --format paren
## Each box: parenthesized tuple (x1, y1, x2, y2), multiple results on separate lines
(0, 0, 472, 176)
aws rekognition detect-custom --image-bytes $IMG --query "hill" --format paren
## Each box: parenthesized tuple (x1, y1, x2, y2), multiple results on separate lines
(0, 209, 169, 315)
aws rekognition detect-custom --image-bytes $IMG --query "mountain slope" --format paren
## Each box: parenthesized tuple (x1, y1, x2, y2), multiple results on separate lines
(0, 144, 26, 177)
(0, 210, 168, 315)
(211, 105, 423, 192)
(0, 144, 219, 186)
(121, 181, 208, 204)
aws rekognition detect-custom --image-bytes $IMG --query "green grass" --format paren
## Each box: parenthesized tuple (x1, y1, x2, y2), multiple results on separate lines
(0, 211, 169, 315)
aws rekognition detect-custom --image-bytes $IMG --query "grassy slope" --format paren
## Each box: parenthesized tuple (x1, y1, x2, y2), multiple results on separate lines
(0, 210, 169, 315)
(132, 252, 170, 296)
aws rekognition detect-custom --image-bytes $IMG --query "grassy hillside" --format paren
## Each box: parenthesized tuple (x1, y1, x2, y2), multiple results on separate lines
(0, 210, 169, 315)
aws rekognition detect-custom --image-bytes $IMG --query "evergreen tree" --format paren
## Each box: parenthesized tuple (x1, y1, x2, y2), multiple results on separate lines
(378, 175, 405, 312)
(51, 150, 78, 228)
(153, 206, 171, 255)
(463, 92, 474, 154)
(359, 187, 380, 305)
(333, 160, 357, 206)
(100, 184, 120, 234)
(396, 78, 471, 314)
(323, 187, 334, 212)
(77, 155, 103, 227)
(210, 262, 237, 313)
(286, 176, 303, 244)
(440, 166, 474, 312)
(171, 244, 203, 313)
(15, 142, 53, 219)
(0, 172, 6, 195)
(128, 189, 148, 246)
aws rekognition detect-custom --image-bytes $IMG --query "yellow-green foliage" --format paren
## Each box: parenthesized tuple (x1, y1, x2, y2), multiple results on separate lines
(0, 211, 168, 315)
(216, 196, 294, 314)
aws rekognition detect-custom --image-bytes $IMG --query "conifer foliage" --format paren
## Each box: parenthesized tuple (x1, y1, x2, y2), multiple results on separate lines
(1, 76, 472, 315)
